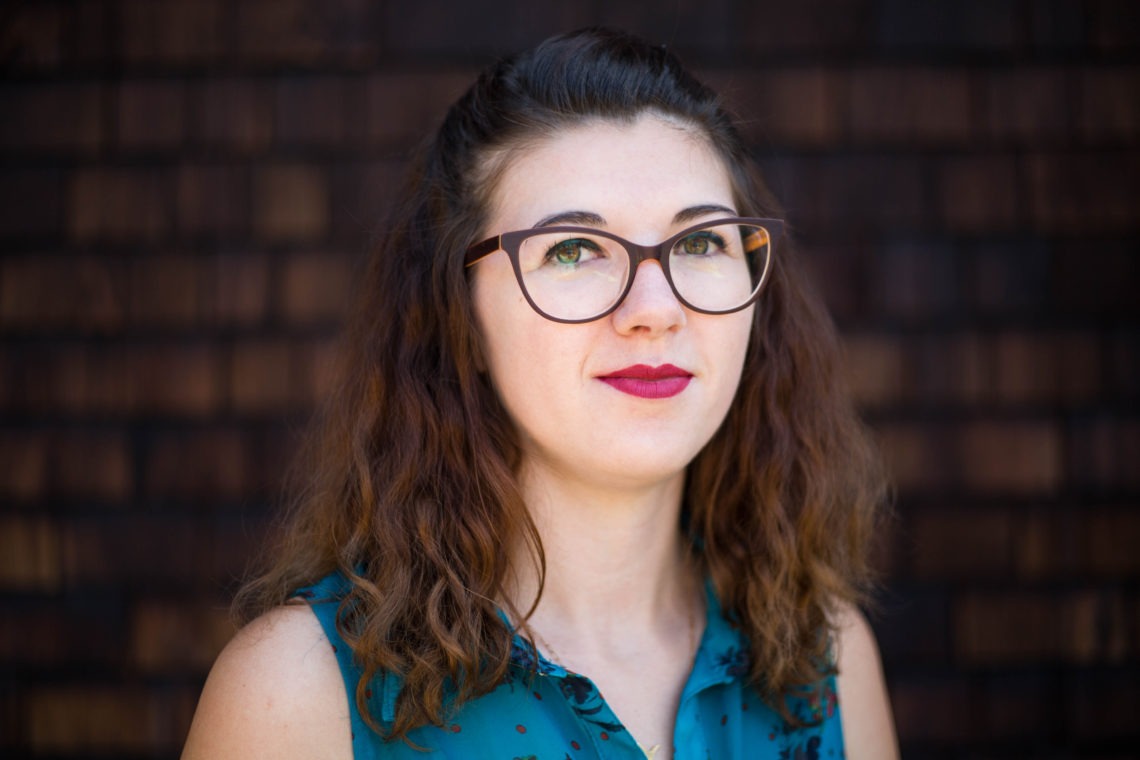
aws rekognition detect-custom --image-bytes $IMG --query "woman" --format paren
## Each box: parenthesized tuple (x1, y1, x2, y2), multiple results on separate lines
(183, 28, 897, 759)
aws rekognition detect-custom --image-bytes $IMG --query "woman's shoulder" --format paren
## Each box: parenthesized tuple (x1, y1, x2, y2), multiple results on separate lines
(181, 604, 353, 760)
(831, 602, 899, 760)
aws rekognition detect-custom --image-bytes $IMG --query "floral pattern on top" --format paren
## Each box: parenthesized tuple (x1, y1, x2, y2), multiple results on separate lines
(555, 675, 626, 735)
(299, 572, 846, 759)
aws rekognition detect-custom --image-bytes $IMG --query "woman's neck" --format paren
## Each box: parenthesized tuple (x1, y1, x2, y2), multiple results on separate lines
(507, 461, 697, 648)
(505, 460, 705, 760)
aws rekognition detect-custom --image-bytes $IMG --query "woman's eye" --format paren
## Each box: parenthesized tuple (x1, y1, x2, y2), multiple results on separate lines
(545, 238, 599, 265)
(678, 232, 725, 256)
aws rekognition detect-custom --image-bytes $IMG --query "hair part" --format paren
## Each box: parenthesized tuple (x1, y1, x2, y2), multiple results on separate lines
(235, 26, 888, 742)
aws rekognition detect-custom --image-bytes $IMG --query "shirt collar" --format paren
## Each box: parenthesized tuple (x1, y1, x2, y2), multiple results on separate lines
(503, 580, 752, 689)
(684, 580, 752, 697)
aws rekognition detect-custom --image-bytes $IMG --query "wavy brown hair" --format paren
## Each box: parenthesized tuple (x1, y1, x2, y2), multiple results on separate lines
(235, 27, 888, 740)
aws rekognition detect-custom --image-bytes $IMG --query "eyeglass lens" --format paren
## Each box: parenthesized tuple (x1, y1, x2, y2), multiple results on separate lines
(516, 222, 771, 321)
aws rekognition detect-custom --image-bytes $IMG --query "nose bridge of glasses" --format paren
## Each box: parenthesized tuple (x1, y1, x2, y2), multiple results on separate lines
(623, 245, 678, 304)
(625, 238, 667, 267)
(620, 238, 679, 303)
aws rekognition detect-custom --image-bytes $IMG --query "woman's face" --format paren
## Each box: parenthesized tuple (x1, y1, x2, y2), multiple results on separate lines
(471, 114, 754, 494)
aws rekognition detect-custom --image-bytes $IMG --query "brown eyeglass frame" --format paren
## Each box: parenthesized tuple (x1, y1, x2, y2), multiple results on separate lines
(464, 216, 784, 324)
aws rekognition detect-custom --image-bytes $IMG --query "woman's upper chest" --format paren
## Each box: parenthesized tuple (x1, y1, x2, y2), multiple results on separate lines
(368, 663, 840, 759)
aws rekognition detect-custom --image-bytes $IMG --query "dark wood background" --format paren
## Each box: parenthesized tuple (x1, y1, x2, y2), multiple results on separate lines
(1, 1, 1137, 757)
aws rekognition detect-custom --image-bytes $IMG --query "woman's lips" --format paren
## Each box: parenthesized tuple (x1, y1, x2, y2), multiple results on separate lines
(597, 364, 693, 399)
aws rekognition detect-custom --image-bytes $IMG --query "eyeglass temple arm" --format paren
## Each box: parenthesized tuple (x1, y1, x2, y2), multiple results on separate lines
(464, 236, 502, 267)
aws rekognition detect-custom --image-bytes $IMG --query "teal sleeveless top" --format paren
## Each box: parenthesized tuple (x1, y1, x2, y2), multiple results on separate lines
(299, 572, 845, 759)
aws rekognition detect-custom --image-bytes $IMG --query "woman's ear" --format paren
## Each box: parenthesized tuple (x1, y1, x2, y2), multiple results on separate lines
(467, 293, 489, 374)
(472, 338, 488, 374)
(463, 310, 489, 375)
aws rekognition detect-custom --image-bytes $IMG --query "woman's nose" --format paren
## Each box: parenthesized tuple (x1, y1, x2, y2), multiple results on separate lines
(610, 260, 687, 335)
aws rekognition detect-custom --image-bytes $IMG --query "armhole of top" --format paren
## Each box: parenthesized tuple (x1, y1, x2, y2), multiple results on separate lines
(822, 622, 846, 748)
(299, 578, 379, 758)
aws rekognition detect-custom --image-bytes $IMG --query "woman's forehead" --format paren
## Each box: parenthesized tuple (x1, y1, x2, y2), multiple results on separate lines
(483, 114, 733, 233)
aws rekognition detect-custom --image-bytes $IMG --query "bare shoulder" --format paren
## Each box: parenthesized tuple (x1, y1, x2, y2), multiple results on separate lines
(832, 602, 899, 760)
(181, 604, 353, 760)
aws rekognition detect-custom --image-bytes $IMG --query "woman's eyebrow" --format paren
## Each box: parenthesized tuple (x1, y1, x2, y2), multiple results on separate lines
(533, 205, 738, 232)
(533, 210, 606, 228)
(673, 204, 738, 224)
(533, 203, 737, 230)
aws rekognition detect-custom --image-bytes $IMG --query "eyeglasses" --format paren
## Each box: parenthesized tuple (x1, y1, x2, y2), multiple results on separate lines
(464, 217, 782, 324)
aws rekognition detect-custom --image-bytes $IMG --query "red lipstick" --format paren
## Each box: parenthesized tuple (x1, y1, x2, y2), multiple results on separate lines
(598, 364, 693, 399)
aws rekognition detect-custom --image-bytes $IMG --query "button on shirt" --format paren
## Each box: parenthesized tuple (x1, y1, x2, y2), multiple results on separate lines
(300, 572, 844, 759)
